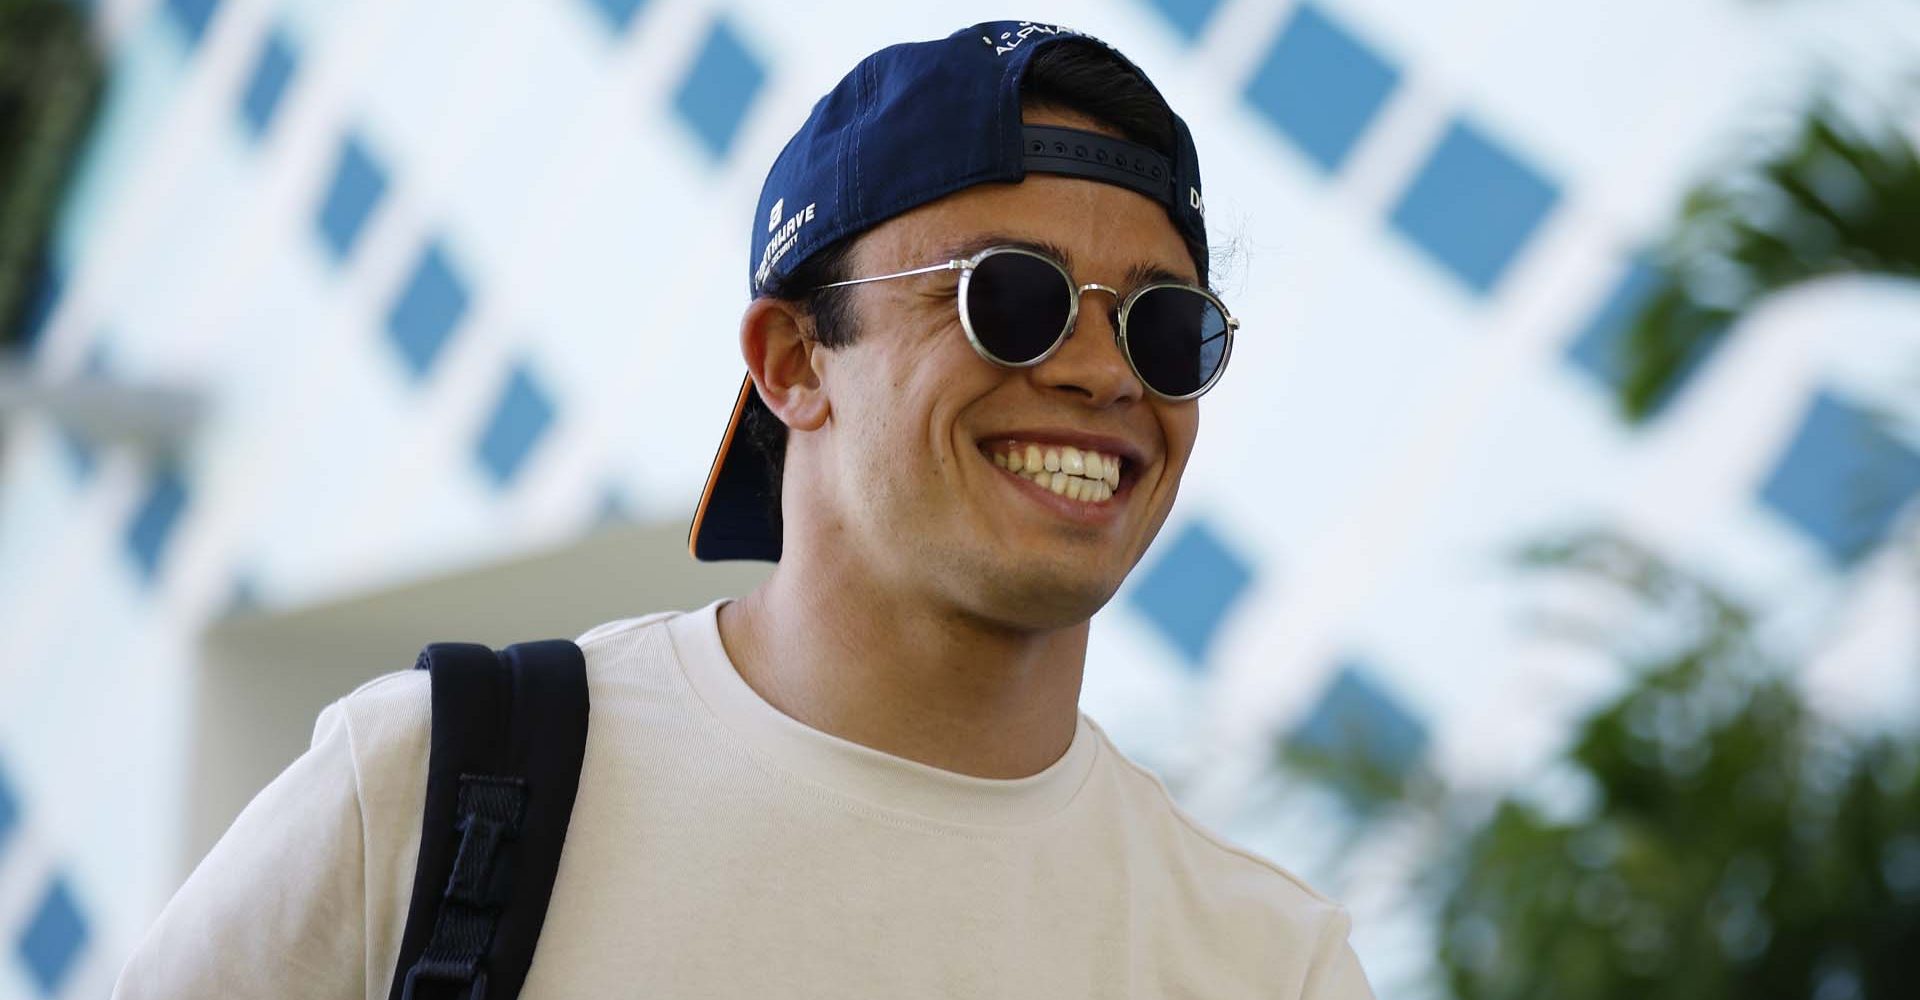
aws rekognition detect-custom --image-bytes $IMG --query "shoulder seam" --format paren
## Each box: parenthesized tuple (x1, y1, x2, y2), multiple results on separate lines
(575, 610, 681, 650)
(1086, 716, 1341, 909)
(332, 700, 376, 975)
(334, 700, 372, 857)
(345, 669, 417, 701)
(1303, 899, 1359, 992)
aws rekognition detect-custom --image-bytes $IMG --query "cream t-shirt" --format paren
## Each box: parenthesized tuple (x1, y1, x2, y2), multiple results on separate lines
(115, 601, 1374, 998)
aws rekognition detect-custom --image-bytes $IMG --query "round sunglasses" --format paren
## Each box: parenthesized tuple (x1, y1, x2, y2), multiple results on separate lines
(814, 245, 1236, 400)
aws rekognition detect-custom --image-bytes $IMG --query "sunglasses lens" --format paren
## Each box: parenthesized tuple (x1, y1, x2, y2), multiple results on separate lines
(1124, 286, 1230, 398)
(963, 251, 1074, 364)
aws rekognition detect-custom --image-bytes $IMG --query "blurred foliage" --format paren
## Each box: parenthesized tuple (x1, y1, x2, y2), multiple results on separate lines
(1621, 89, 1920, 420)
(1399, 87, 1920, 998)
(1430, 530, 1920, 1000)
(1249, 45, 1920, 1000)
(1, 0, 100, 346)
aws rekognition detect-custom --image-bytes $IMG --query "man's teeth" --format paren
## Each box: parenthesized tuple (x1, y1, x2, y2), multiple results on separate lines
(990, 443, 1124, 502)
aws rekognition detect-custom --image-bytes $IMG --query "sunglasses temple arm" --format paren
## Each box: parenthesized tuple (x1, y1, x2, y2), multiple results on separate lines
(813, 260, 965, 291)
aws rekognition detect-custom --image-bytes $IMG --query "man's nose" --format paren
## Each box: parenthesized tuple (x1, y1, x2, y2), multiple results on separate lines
(1029, 285, 1144, 407)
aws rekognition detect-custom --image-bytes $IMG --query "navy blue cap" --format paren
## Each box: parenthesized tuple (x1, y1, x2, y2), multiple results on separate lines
(692, 20, 1207, 562)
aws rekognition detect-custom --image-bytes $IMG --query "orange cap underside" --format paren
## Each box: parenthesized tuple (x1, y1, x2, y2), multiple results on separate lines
(687, 374, 757, 561)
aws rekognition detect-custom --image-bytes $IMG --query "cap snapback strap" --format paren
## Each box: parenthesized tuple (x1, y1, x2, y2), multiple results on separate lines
(1021, 124, 1175, 209)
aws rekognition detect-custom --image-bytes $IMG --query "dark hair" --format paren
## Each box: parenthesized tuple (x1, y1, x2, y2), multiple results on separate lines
(743, 38, 1189, 519)
(1021, 40, 1177, 176)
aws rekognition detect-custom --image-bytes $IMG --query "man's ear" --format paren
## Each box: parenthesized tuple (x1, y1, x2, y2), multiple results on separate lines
(740, 297, 830, 432)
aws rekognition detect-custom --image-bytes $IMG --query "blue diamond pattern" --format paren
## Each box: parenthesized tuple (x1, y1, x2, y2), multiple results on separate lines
(476, 362, 557, 488)
(671, 18, 766, 161)
(239, 29, 296, 139)
(386, 241, 470, 381)
(59, 428, 97, 482)
(17, 877, 88, 997)
(126, 467, 188, 585)
(1128, 520, 1254, 667)
(1291, 663, 1430, 784)
(315, 133, 387, 262)
(1566, 256, 1723, 416)
(0, 760, 18, 860)
(1566, 256, 1662, 386)
(1244, 3, 1400, 174)
(596, 485, 633, 526)
(1142, 0, 1227, 41)
(585, 0, 647, 33)
(1759, 390, 1920, 566)
(17, 257, 60, 353)
(1389, 118, 1560, 295)
(165, 0, 221, 49)
(226, 574, 261, 616)
(58, 346, 110, 483)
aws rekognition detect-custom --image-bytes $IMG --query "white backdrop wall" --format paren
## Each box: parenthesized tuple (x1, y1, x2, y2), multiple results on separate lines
(3, 0, 1918, 996)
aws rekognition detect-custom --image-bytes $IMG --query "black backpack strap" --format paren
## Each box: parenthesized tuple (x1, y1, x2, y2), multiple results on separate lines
(388, 640, 589, 1000)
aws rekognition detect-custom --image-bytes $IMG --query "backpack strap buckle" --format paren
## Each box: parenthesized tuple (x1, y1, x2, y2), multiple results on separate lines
(400, 965, 488, 1000)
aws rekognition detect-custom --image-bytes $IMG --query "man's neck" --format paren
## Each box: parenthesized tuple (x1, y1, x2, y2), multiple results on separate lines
(715, 560, 1089, 780)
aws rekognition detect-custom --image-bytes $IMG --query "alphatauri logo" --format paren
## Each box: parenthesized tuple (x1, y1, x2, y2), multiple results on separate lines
(980, 22, 1076, 56)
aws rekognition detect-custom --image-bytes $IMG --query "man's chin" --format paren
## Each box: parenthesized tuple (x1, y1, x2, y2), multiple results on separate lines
(966, 556, 1122, 632)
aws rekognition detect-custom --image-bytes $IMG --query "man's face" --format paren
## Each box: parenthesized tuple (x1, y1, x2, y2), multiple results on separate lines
(793, 111, 1204, 631)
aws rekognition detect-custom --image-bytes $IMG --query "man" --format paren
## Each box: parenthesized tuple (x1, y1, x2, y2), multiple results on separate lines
(117, 20, 1374, 998)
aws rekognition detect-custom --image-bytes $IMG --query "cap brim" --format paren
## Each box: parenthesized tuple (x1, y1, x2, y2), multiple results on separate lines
(688, 374, 782, 562)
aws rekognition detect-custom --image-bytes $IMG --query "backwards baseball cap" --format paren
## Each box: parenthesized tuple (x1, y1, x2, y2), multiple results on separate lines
(689, 20, 1208, 562)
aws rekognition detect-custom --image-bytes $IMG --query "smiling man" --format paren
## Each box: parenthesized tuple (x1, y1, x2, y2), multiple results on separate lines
(694, 20, 1372, 996)
(116, 20, 1372, 1000)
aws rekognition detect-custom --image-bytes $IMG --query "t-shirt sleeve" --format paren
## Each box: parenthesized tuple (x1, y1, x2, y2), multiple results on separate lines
(1301, 906, 1375, 1000)
(111, 698, 369, 1000)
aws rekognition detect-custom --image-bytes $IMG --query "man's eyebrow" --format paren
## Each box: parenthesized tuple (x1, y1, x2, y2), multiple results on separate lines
(1122, 260, 1194, 289)
(932, 233, 1198, 289)
(933, 233, 1070, 265)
